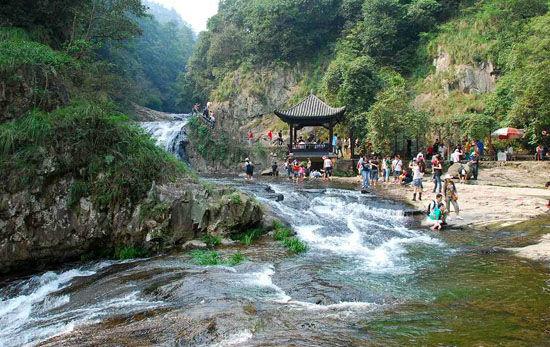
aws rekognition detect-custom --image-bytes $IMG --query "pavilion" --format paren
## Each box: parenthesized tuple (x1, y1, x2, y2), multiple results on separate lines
(274, 94, 347, 161)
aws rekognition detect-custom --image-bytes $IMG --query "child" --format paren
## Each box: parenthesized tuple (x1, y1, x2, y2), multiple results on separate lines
(426, 194, 446, 230)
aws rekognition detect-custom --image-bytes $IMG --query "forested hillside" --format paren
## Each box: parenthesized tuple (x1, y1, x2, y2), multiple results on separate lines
(181, 0, 549, 153)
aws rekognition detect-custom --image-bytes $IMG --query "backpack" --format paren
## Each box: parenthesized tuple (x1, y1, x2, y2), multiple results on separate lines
(426, 200, 436, 216)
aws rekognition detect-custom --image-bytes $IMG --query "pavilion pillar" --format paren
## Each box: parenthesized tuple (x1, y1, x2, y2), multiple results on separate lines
(289, 124, 293, 151)
(294, 127, 298, 142)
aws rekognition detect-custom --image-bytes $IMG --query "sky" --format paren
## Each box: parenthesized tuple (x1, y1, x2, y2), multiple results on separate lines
(150, 0, 219, 33)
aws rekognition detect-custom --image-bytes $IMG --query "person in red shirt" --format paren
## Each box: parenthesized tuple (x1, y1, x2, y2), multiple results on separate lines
(247, 130, 253, 145)
(267, 130, 273, 142)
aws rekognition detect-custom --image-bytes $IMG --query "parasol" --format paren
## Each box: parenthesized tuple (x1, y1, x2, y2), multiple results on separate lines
(491, 127, 524, 140)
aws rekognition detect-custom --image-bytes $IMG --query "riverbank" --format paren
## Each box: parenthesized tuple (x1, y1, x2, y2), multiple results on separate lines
(332, 162, 550, 263)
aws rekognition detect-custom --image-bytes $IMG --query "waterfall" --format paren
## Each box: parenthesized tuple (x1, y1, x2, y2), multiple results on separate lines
(140, 114, 190, 161)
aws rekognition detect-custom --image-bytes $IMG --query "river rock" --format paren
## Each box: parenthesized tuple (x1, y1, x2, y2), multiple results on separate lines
(182, 240, 208, 251)
(261, 169, 273, 176)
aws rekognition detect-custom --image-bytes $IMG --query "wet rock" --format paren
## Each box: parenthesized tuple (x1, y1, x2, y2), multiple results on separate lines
(0, 176, 264, 274)
(182, 240, 208, 251)
(220, 238, 237, 246)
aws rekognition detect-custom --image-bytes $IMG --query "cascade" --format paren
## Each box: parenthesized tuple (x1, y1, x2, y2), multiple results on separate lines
(140, 113, 190, 161)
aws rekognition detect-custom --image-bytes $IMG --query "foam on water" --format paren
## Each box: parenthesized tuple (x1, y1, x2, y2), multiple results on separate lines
(0, 262, 162, 347)
(260, 183, 444, 275)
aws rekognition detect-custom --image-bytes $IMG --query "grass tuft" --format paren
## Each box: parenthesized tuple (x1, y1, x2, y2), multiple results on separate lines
(202, 234, 222, 248)
(190, 250, 247, 266)
(272, 220, 308, 254)
(115, 246, 148, 260)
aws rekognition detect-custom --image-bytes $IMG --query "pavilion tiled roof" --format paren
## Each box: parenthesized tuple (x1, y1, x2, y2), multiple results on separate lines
(274, 94, 345, 124)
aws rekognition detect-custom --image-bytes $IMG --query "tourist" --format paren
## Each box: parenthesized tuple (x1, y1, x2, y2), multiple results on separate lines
(292, 160, 300, 181)
(344, 138, 350, 157)
(476, 139, 484, 156)
(392, 155, 403, 183)
(410, 159, 423, 201)
(458, 163, 467, 184)
(267, 130, 273, 142)
(209, 113, 216, 127)
(272, 161, 278, 177)
(307, 158, 312, 176)
(432, 154, 443, 193)
(310, 169, 322, 179)
(451, 148, 462, 164)
(244, 158, 254, 180)
(203, 102, 211, 118)
(337, 138, 343, 158)
(332, 134, 338, 154)
(277, 131, 284, 146)
(469, 152, 479, 180)
(546, 182, 550, 208)
(323, 156, 333, 181)
(192, 103, 200, 114)
(382, 156, 390, 183)
(299, 164, 306, 182)
(443, 174, 461, 219)
(536, 144, 544, 161)
(438, 143, 446, 161)
(360, 155, 371, 189)
(370, 157, 379, 187)
(247, 130, 254, 145)
(426, 194, 446, 230)
(285, 159, 293, 179)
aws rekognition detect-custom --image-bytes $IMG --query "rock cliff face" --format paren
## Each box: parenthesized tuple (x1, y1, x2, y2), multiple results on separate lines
(0, 176, 263, 274)
(433, 47, 497, 95)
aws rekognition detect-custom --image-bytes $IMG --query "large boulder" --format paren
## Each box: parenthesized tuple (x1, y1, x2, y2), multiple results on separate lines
(447, 162, 472, 178)
(0, 176, 264, 274)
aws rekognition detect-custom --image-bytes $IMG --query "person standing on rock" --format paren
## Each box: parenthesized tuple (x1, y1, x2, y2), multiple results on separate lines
(247, 130, 254, 145)
(323, 156, 333, 181)
(469, 152, 479, 180)
(267, 129, 273, 143)
(410, 159, 423, 201)
(432, 154, 443, 193)
(359, 155, 371, 190)
(443, 174, 461, 219)
(370, 157, 379, 188)
(244, 158, 254, 180)
(277, 131, 284, 146)
(392, 155, 403, 184)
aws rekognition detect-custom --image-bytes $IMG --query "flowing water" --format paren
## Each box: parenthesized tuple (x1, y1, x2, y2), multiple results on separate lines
(1, 180, 549, 346)
(140, 114, 190, 161)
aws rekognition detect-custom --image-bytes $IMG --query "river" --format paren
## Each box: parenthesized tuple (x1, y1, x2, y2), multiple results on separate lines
(0, 117, 548, 346)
